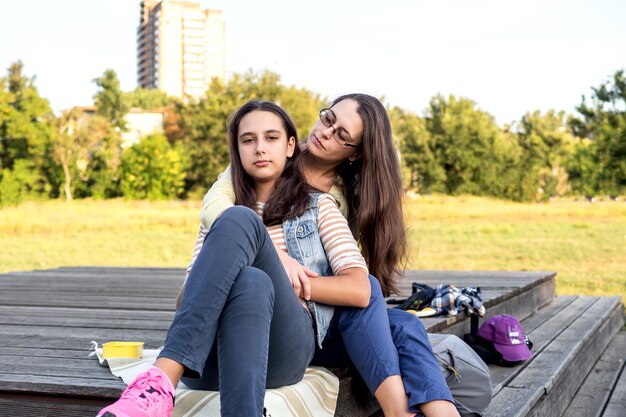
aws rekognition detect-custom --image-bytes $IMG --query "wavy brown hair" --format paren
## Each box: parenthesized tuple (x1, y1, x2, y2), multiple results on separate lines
(333, 94, 407, 296)
(228, 101, 317, 226)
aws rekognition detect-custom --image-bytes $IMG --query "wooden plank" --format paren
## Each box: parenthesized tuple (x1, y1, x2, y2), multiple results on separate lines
(0, 394, 107, 417)
(0, 355, 126, 380)
(0, 289, 176, 298)
(512, 297, 621, 390)
(602, 352, 626, 417)
(0, 306, 173, 329)
(526, 301, 624, 417)
(0, 333, 165, 348)
(402, 270, 554, 282)
(0, 272, 181, 283)
(0, 283, 179, 293)
(0, 295, 176, 310)
(0, 326, 167, 351)
(56, 266, 181, 271)
(0, 274, 181, 285)
(0, 273, 180, 283)
(334, 369, 382, 417)
(0, 327, 166, 344)
(483, 297, 622, 417)
(0, 373, 124, 397)
(0, 346, 106, 359)
(514, 295, 577, 333)
(3, 266, 182, 276)
(0, 305, 174, 321)
(0, 313, 172, 331)
(564, 331, 626, 417)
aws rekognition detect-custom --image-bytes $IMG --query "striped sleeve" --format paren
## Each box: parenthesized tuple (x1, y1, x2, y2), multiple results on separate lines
(317, 194, 368, 275)
(184, 223, 208, 284)
(267, 224, 287, 252)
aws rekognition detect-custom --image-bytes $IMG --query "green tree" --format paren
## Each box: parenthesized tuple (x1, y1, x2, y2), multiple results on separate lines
(277, 86, 325, 140)
(0, 61, 53, 169)
(0, 61, 54, 204)
(125, 87, 173, 110)
(390, 106, 445, 192)
(86, 129, 122, 199)
(0, 159, 45, 206)
(178, 70, 323, 196)
(566, 138, 599, 197)
(120, 134, 187, 200)
(93, 69, 128, 131)
(177, 79, 232, 196)
(516, 110, 576, 199)
(569, 69, 626, 196)
(425, 95, 512, 197)
(51, 109, 113, 200)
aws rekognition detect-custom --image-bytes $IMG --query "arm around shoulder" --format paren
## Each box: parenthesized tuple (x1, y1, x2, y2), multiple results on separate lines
(200, 164, 235, 229)
(309, 267, 370, 308)
(309, 194, 371, 307)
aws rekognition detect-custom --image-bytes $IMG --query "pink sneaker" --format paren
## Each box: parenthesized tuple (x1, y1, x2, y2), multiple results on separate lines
(96, 366, 176, 417)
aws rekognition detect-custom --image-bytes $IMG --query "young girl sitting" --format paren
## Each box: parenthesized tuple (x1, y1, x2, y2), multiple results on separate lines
(97, 101, 372, 417)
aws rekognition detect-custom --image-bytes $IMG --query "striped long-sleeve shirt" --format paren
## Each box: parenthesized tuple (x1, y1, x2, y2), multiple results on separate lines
(185, 194, 367, 282)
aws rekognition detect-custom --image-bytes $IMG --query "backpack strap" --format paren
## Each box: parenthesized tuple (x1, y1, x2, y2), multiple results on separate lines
(470, 312, 479, 336)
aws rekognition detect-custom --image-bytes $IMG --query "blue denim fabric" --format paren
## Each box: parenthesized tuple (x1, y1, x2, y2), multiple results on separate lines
(159, 206, 315, 417)
(387, 308, 455, 411)
(283, 193, 334, 347)
(284, 194, 452, 408)
(311, 276, 401, 393)
(312, 276, 454, 412)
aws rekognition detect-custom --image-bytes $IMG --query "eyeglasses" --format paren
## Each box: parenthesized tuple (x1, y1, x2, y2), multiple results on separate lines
(319, 108, 359, 148)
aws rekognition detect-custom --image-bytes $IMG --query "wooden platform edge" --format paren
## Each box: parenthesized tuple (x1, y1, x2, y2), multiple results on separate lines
(483, 297, 623, 417)
(563, 330, 626, 417)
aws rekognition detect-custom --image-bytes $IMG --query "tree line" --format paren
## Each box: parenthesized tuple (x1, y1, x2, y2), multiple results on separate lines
(0, 60, 624, 207)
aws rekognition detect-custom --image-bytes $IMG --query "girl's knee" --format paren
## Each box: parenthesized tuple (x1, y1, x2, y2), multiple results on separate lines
(367, 275, 386, 306)
(234, 267, 274, 300)
(388, 309, 427, 336)
(368, 274, 383, 295)
(216, 206, 262, 228)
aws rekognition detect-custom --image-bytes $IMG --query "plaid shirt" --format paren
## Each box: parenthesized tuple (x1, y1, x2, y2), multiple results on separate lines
(430, 284, 484, 316)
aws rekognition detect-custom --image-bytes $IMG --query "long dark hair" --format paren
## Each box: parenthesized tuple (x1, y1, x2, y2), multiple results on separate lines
(333, 94, 407, 296)
(228, 100, 315, 226)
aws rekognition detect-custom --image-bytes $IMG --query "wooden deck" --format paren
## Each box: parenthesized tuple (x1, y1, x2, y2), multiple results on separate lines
(0, 267, 623, 416)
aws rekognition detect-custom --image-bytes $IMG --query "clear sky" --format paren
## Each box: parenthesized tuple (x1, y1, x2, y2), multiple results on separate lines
(1, 0, 624, 125)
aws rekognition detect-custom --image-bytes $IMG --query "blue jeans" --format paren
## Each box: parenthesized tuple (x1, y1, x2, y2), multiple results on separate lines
(312, 276, 453, 412)
(159, 206, 315, 417)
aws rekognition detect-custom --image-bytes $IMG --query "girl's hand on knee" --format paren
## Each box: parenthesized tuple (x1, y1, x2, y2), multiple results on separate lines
(284, 255, 318, 301)
(274, 244, 318, 300)
(292, 266, 317, 300)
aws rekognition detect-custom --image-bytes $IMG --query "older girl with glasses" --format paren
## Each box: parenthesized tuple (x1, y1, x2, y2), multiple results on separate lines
(98, 100, 372, 417)
(193, 94, 460, 417)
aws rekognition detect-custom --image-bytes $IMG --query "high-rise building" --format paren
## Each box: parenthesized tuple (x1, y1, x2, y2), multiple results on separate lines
(137, 0, 225, 100)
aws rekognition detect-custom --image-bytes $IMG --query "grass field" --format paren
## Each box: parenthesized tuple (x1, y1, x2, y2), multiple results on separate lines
(1, 196, 624, 305)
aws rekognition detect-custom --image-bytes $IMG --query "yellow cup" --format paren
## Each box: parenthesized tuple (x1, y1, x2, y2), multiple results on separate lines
(102, 341, 144, 359)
